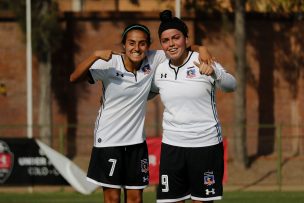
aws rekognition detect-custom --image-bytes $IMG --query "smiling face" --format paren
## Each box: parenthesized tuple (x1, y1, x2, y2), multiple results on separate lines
(123, 29, 150, 69)
(160, 29, 189, 66)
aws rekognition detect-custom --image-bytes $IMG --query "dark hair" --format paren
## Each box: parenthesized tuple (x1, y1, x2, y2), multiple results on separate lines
(158, 10, 188, 38)
(121, 24, 151, 45)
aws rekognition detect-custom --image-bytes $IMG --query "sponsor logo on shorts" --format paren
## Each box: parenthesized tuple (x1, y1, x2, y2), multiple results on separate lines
(0, 141, 14, 183)
(186, 66, 196, 78)
(143, 176, 149, 182)
(204, 171, 215, 186)
(141, 159, 148, 173)
(205, 188, 215, 195)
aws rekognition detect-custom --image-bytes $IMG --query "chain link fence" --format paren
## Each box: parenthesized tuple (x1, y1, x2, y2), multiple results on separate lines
(1, 123, 304, 191)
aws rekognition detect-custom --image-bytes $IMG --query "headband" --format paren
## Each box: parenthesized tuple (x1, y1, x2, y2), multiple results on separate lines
(122, 24, 150, 39)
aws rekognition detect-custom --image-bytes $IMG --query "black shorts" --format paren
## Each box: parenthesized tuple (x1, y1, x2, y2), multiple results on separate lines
(157, 143, 224, 202)
(87, 142, 149, 189)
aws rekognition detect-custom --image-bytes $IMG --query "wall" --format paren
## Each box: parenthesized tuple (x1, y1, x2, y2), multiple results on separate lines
(0, 11, 303, 159)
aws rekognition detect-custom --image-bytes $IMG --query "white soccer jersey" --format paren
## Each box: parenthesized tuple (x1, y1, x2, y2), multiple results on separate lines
(152, 51, 236, 147)
(89, 50, 166, 147)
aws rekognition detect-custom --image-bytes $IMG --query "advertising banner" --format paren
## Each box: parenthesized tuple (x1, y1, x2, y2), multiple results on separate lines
(0, 138, 67, 185)
(147, 137, 162, 184)
(0, 137, 228, 190)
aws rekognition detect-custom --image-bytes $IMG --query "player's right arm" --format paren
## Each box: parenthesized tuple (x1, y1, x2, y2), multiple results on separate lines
(70, 50, 113, 83)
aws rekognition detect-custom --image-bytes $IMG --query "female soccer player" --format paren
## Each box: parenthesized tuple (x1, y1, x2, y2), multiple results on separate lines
(153, 10, 237, 203)
(70, 24, 166, 203)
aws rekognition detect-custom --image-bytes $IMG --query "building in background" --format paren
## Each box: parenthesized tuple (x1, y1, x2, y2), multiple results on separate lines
(0, 0, 303, 163)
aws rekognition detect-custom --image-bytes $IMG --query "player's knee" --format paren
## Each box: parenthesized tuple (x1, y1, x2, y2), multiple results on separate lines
(103, 188, 121, 203)
(104, 194, 121, 203)
(127, 195, 142, 203)
(126, 191, 143, 203)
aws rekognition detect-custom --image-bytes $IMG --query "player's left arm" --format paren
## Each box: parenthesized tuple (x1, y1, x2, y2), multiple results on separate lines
(193, 59, 237, 92)
(212, 62, 237, 92)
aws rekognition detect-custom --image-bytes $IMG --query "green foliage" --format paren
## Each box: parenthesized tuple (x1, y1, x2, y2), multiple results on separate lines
(184, 0, 230, 13)
(0, 0, 10, 11)
(267, 0, 304, 13)
(183, 0, 304, 15)
(8, 0, 63, 63)
(248, 0, 304, 14)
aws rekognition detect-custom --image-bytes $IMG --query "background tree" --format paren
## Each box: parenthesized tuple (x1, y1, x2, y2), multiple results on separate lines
(185, 0, 249, 167)
(188, 0, 304, 167)
(8, 0, 62, 146)
(232, 0, 248, 167)
(248, 0, 304, 156)
(226, 0, 304, 166)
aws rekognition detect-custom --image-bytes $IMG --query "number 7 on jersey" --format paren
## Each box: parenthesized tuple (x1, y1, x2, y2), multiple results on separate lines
(108, 159, 117, 176)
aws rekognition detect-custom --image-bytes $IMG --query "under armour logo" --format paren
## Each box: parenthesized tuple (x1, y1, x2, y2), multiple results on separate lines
(116, 72, 124, 77)
(143, 176, 149, 182)
(161, 73, 167, 78)
(205, 188, 215, 195)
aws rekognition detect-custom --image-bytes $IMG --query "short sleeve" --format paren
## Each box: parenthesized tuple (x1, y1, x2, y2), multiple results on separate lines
(89, 59, 111, 83)
(147, 50, 167, 70)
(154, 50, 167, 65)
(151, 69, 159, 93)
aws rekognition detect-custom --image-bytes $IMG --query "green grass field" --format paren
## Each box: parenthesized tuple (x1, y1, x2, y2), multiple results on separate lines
(0, 191, 304, 203)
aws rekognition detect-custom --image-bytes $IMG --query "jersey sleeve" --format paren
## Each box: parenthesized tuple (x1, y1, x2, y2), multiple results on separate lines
(154, 50, 167, 65)
(150, 66, 160, 94)
(89, 59, 111, 83)
(212, 62, 237, 92)
(147, 91, 159, 100)
(147, 50, 167, 69)
(151, 76, 159, 93)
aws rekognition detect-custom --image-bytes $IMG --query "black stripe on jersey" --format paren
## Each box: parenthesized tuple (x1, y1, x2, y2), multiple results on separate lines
(101, 81, 106, 108)
(94, 81, 106, 144)
(211, 84, 222, 143)
(87, 71, 95, 84)
(94, 109, 102, 145)
(120, 55, 138, 82)
(169, 51, 194, 80)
